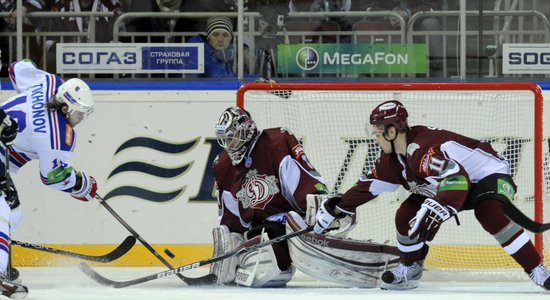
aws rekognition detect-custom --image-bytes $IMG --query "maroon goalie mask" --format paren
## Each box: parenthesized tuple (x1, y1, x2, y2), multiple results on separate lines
(214, 106, 258, 165)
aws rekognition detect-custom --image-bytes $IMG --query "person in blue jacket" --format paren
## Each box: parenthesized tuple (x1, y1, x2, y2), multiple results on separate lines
(188, 16, 237, 78)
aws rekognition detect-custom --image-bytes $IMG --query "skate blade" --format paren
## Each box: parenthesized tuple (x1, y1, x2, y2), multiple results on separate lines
(380, 279, 419, 290)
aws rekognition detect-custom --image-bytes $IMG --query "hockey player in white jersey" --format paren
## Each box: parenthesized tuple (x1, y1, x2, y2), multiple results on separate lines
(0, 60, 98, 298)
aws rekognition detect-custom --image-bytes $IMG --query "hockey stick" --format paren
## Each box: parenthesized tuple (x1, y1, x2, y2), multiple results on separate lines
(12, 236, 136, 262)
(5, 147, 13, 280)
(3, 145, 17, 280)
(502, 200, 550, 233)
(79, 225, 313, 288)
(94, 194, 215, 285)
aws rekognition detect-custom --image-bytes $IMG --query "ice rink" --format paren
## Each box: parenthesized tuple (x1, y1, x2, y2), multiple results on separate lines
(12, 266, 550, 300)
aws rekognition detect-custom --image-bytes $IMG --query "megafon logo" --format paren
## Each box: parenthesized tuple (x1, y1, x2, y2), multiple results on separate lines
(296, 47, 319, 70)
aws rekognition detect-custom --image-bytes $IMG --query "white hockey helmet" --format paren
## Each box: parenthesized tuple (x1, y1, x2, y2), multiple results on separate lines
(55, 78, 94, 117)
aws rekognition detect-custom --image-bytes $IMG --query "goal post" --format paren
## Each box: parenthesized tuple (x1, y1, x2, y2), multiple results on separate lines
(237, 82, 546, 275)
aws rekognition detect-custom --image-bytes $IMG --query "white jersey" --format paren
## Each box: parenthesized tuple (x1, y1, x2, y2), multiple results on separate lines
(8, 60, 52, 94)
(1, 60, 80, 193)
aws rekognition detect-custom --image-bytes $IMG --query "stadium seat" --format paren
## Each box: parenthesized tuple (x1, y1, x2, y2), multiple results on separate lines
(352, 20, 401, 43)
(284, 20, 341, 43)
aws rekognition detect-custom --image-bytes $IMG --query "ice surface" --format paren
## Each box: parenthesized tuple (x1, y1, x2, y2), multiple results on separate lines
(9, 266, 549, 300)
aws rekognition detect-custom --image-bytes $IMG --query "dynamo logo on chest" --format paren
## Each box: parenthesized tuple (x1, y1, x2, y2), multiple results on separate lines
(236, 169, 279, 210)
(30, 83, 47, 133)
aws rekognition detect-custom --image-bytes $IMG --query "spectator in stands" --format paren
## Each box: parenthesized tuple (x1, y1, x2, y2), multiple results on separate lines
(50, 0, 124, 43)
(0, 0, 48, 74)
(359, 0, 443, 77)
(44, 0, 124, 74)
(188, 16, 238, 78)
(289, 0, 354, 43)
(181, 0, 235, 33)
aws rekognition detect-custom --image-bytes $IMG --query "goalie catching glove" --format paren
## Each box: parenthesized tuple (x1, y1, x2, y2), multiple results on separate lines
(408, 198, 457, 242)
(71, 171, 97, 201)
(313, 194, 355, 235)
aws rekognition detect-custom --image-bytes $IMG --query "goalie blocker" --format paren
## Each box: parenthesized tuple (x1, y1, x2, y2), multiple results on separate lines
(286, 211, 401, 288)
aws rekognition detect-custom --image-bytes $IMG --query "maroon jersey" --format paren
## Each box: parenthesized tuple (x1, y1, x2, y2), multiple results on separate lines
(338, 126, 509, 214)
(214, 128, 326, 233)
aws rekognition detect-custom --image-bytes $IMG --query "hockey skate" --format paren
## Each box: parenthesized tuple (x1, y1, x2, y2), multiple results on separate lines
(0, 276, 27, 299)
(529, 264, 550, 290)
(380, 261, 423, 290)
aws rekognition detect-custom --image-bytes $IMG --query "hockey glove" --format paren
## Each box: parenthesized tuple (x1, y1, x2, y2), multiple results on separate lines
(245, 221, 286, 240)
(408, 198, 457, 242)
(71, 172, 97, 202)
(0, 111, 18, 146)
(314, 194, 354, 234)
(0, 176, 19, 210)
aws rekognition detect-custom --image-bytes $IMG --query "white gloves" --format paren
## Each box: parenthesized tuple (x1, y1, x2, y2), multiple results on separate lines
(313, 195, 355, 235)
(314, 198, 337, 234)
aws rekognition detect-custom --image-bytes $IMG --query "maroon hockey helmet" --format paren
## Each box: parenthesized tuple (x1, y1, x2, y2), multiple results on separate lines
(369, 100, 409, 132)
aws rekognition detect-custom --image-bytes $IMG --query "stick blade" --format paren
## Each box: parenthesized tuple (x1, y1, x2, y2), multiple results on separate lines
(99, 236, 137, 262)
(182, 274, 218, 286)
(79, 263, 119, 287)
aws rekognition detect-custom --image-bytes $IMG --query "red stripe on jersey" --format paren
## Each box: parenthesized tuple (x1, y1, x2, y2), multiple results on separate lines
(8, 147, 29, 166)
(48, 74, 56, 96)
(51, 111, 60, 150)
(8, 63, 16, 86)
(0, 236, 9, 249)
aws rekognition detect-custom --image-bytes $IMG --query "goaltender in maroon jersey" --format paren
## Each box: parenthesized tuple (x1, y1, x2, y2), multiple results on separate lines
(209, 106, 328, 288)
(214, 126, 326, 232)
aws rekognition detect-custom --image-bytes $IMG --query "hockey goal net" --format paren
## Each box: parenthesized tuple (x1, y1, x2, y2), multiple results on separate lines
(237, 82, 547, 278)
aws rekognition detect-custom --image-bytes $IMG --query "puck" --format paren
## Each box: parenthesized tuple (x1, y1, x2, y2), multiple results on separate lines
(7, 267, 19, 280)
(164, 248, 175, 258)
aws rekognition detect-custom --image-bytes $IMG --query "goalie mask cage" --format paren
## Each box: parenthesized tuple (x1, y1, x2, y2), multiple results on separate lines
(237, 82, 547, 279)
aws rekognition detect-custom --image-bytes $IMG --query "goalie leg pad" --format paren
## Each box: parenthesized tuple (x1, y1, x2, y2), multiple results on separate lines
(235, 233, 295, 288)
(209, 225, 244, 285)
(286, 211, 400, 288)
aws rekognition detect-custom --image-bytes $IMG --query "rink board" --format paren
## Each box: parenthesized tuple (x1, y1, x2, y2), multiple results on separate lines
(0, 87, 547, 269)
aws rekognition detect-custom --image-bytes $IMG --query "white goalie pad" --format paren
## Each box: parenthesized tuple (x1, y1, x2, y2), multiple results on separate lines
(209, 225, 245, 285)
(305, 194, 357, 237)
(234, 233, 295, 288)
(286, 211, 400, 288)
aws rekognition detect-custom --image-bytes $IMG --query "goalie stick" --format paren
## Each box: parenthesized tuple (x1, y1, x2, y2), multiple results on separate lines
(79, 226, 314, 288)
(502, 200, 550, 233)
(94, 194, 215, 285)
(12, 236, 136, 262)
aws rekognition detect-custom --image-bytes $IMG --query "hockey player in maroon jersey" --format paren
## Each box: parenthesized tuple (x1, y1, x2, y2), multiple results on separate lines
(210, 106, 328, 287)
(314, 100, 550, 290)
(209, 106, 401, 287)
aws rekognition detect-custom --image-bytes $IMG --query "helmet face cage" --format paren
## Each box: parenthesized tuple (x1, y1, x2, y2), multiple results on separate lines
(56, 78, 94, 118)
(368, 100, 409, 134)
(215, 107, 257, 165)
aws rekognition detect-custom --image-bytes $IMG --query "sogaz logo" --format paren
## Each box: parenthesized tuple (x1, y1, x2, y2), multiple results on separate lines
(296, 47, 319, 70)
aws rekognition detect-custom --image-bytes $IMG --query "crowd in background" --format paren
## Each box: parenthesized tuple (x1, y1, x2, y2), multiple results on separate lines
(0, 0, 548, 79)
